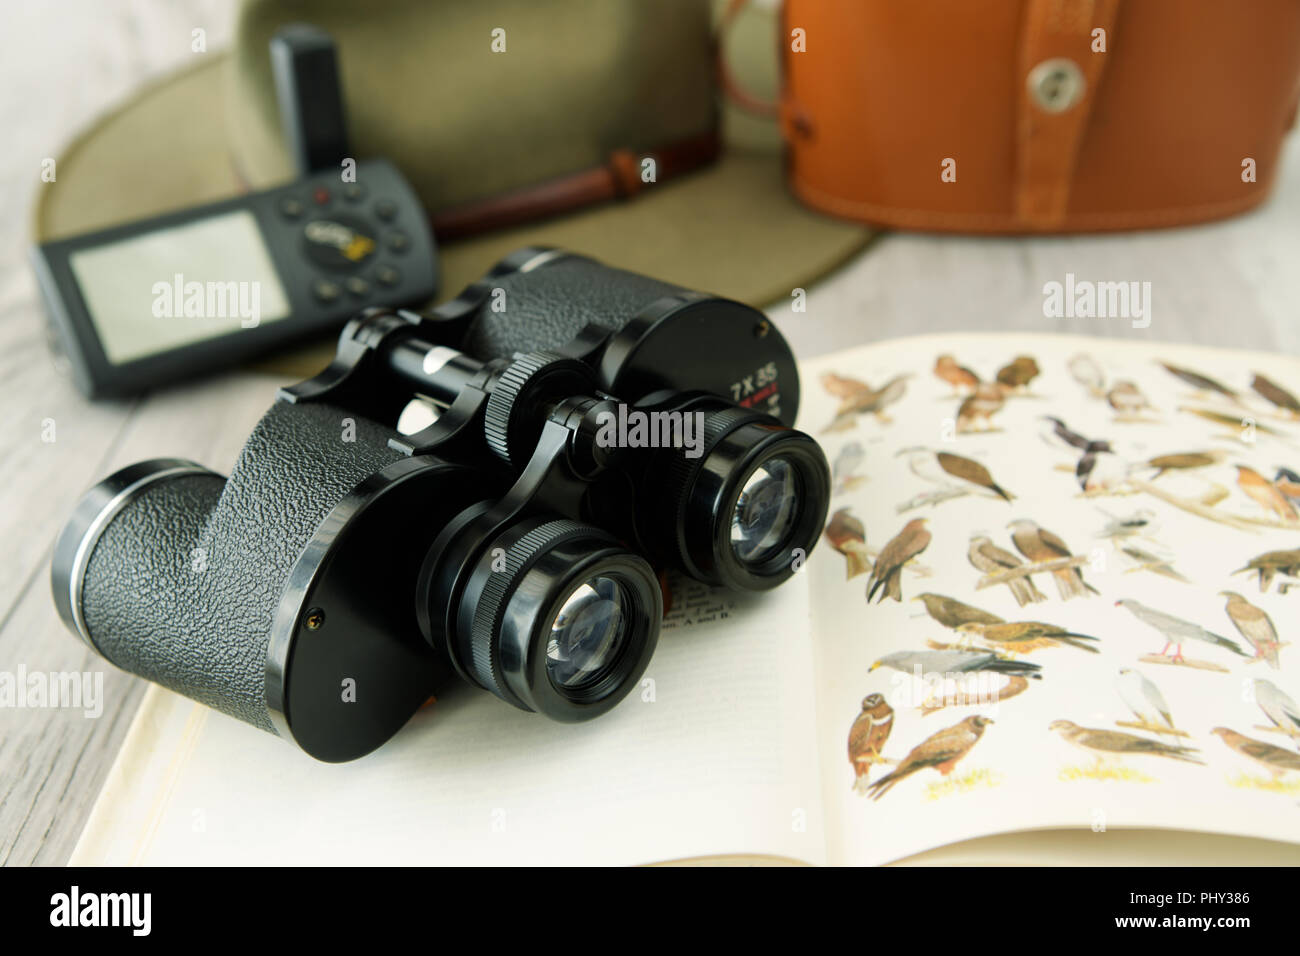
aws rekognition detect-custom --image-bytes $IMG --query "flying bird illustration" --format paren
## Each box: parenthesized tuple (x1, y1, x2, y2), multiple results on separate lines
(1211, 727, 1300, 778)
(996, 355, 1040, 391)
(1120, 545, 1190, 583)
(1039, 418, 1121, 493)
(870, 649, 1042, 680)
(956, 383, 1005, 433)
(866, 518, 930, 603)
(1220, 591, 1283, 669)
(1251, 373, 1300, 416)
(1107, 381, 1153, 418)
(1253, 679, 1300, 742)
(898, 447, 1014, 502)
(1144, 449, 1227, 479)
(1050, 720, 1204, 764)
(1115, 598, 1247, 663)
(1010, 518, 1097, 600)
(1159, 361, 1240, 400)
(1068, 353, 1106, 398)
(1117, 668, 1176, 735)
(934, 354, 980, 394)
(1234, 548, 1300, 593)
(1095, 507, 1156, 541)
(914, 592, 1004, 632)
(1235, 465, 1298, 522)
(825, 374, 910, 431)
(823, 507, 872, 580)
(848, 693, 894, 793)
(865, 716, 993, 801)
(831, 441, 866, 494)
(1041, 416, 1100, 453)
(968, 534, 1048, 606)
(961, 620, 1100, 655)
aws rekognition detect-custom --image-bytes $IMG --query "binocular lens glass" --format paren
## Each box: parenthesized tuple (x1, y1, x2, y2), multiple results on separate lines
(546, 575, 628, 689)
(730, 456, 800, 565)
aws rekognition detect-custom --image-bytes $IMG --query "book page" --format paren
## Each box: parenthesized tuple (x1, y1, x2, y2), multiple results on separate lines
(797, 332, 1300, 866)
(72, 575, 826, 866)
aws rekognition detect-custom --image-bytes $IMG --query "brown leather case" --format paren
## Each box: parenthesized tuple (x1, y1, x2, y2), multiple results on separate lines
(772, 0, 1300, 232)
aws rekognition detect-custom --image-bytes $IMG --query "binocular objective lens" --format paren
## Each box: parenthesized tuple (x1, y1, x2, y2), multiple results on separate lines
(730, 456, 800, 565)
(547, 575, 628, 689)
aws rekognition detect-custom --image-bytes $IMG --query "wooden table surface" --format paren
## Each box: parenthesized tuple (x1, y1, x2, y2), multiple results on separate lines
(1, 2, 1297, 865)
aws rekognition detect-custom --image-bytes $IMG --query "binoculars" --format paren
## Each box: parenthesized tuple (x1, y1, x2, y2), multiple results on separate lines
(52, 249, 831, 761)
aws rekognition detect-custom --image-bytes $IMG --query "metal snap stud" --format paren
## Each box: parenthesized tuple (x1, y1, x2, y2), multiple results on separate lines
(1027, 58, 1085, 113)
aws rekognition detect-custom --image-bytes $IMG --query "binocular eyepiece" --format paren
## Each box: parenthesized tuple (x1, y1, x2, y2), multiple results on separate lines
(51, 249, 831, 761)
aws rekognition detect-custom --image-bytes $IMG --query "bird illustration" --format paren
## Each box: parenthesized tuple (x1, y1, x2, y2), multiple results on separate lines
(870, 649, 1042, 680)
(1144, 449, 1227, 479)
(848, 693, 894, 793)
(865, 716, 993, 801)
(1220, 591, 1283, 669)
(968, 534, 1048, 606)
(1253, 679, 1300, 742)
(825, 374, 910, 431)
(1234, 548, 1300, 593)
(831, 441, 866, 494)
(866, 518, 930, 603)
(1115, 598, 1247, 663)
(1120, 545, 1190, 583)
(898, 447, 1014, 502)
(961, 620, 1100, 655)
(1212, 727, 1300, 779)
(934, 354, 979, 395)
(914, 592, 1004, 632)
(1235, 465, 1298, 522)
(1050, 720, 1204, 765)
(1107, 381, 1153, 418)
(1095, 508, 1156, 541)
(996, 355, 1039, 391)
(1068, 353, 1106, 398)
(1251, 373, 1300, 416)
(1159, 361, 1240, 401)
(1041, 415, 1102, 453)
(1275, 468, 1300, 506)
(956, 383, 1005, 433)
(1009, 518, 1097, 600)
(1179, 406, 1285, 436)
(823, 508, 872, 580)
(1117, 668, 1176, 735)
(1039, 417, 1121, 493)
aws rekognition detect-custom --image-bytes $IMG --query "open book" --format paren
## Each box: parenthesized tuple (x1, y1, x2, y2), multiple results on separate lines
(72, 332, 1300, 866)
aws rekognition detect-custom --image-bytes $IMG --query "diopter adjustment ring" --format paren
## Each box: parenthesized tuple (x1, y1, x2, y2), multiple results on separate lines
(483, 350, 598, 466)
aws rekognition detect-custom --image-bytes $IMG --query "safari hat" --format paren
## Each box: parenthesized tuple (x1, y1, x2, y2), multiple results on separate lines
(32, 0, 871, 377)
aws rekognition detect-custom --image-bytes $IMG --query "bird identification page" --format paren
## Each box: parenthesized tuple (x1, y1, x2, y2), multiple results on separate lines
(72, 332, 1300, 866)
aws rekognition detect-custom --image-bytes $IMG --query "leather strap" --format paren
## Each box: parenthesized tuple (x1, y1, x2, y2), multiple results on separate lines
(430, 128, 721, 241)
(1014, 0, 1120, 227)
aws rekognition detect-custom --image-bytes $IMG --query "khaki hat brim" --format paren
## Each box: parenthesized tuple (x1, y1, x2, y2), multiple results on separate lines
(33, 53, 872, 380)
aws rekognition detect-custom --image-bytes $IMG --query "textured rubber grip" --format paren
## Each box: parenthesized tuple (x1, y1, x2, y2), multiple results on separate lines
(461, 256, 687, 361)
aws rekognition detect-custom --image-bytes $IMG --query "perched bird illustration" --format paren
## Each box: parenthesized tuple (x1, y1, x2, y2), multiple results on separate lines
(823, 508, 872, 580)
(1120, 545, 1190, 583)
(848, 694, 894, 793)
(825, 374, 910, 430)
(1009, 518, 1097, 600)
(1234, 548, 1300, 593)
(1095, 507, 1156, 541)
(820, 371, 872, 404)
(956, 382, 1005, 433)
(996, 355, 1040, 391)
(866, 518, 931, 603)
(1211, 727, 1300, 778)
(968, 534, 1048, 606)
(1275, 467, 1300, 506)
(1251, 373, 1300, 416)
(870, 649, 1042, 680)
(1050, 720, 1204, 764)
(1220, 591, 1283, 669)
(1115, 598, 1247, 663)
(865, 716, 993, 801)
(898, 447, 1014, 502)
(1144, 449, 1227, 479)
(831, 441, 866, 494)
(1117, 668, 1176, 735)
(1068, 353, 1106, 398)
(1159, 361, 1240, 401)
(962, 620, 1100, 655)
(934, 354, 980, 394)
(1235, 465, 1298, 522)
(1039, 417, 1121, 493)
(1253, 679, 1300, 741)
(914, 592, 1004, 632)
(1107, 380, 1153, 418)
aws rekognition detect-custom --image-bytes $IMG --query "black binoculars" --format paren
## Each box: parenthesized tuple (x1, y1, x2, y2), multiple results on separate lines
(52, 249, 831, 761)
